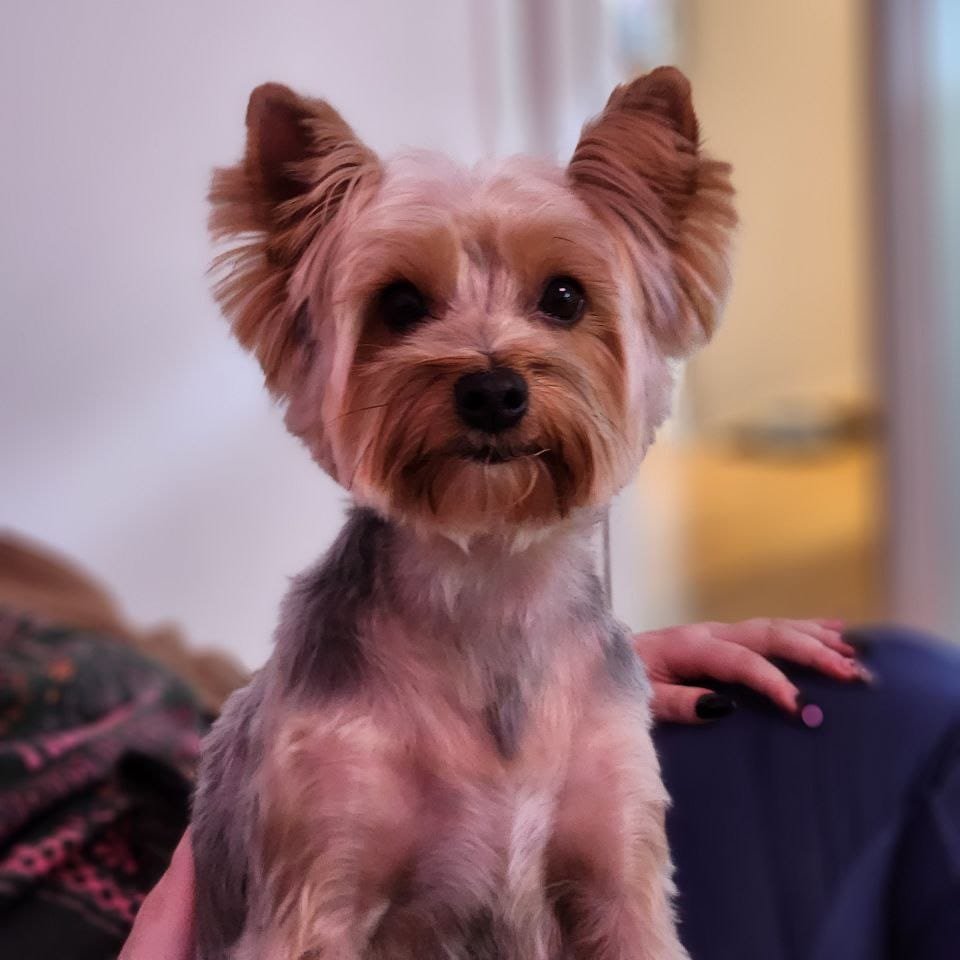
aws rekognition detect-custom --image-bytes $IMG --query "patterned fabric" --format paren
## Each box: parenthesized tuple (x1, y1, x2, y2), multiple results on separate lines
(0, 612, 207, 958)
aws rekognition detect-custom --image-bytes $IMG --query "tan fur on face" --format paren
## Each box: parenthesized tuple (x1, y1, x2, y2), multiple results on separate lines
(330, 181, 631, 537)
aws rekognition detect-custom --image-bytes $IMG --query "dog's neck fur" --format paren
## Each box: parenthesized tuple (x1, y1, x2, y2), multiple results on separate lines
(390, 512, 606, 631)
(272, 506, 610, 705)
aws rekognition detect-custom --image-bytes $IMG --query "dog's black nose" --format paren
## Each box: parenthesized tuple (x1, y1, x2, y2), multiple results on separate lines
(454, 367, 529, 433)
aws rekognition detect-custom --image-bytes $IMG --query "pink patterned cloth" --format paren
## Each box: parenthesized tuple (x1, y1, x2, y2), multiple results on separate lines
(0, 612, 206, 958)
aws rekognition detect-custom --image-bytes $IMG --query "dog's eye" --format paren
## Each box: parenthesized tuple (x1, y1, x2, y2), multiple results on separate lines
(376, 281, 430, 334)
(538, 276, 585, 326)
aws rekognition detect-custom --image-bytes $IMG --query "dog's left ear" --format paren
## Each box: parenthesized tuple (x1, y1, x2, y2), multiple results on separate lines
(568, 67, 736, 356)
(209, 84, 381, 396)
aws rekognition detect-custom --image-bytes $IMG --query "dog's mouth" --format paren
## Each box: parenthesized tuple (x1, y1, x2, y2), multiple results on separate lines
(396, 438, 581, 519)
(458, 442, 546, 465)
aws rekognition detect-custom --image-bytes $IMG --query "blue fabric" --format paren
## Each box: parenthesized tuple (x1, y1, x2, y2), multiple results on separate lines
(654, 626, 960, 960)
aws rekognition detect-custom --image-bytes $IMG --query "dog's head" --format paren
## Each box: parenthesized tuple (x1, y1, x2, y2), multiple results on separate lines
(210, 68, 735, 541)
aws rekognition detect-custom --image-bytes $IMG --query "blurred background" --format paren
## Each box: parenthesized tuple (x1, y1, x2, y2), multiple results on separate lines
(1, 0, 957, 669)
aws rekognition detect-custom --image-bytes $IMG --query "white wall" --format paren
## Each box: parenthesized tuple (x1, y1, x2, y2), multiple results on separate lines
(1, 0, 493, 668)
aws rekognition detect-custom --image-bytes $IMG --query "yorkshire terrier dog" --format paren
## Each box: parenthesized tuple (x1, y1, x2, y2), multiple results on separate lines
(192, 66, 735, 960)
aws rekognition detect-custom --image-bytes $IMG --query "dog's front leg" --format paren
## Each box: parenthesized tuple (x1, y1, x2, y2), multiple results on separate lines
(252, 712, 419, 960)
(548, 708, 688, 960)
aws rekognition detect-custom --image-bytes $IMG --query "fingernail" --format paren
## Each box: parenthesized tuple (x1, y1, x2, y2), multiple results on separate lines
(839, 657, 869, 680)
(796, 693, 824, 729)
(849, 660, 876, 684)
(695, 693, 737, 721)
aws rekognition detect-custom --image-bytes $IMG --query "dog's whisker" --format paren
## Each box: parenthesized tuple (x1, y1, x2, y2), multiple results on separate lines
(508, 461, 542, 511)
(329, 402, 390, 423)
(344, 432, 378, 492)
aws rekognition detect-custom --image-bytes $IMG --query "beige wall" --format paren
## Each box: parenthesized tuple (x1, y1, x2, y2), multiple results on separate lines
(678, 0, 873, 431)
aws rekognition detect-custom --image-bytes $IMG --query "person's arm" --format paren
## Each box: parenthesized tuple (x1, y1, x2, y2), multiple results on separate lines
(119, 831, 195, 960)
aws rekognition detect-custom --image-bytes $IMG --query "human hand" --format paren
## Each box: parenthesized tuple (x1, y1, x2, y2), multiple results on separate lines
(634, 618, 868, 724)
(119, 831, 194, 960)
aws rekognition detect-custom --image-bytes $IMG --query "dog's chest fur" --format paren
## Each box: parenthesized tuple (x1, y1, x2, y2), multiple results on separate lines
(194, 509, 652, 960)
(265, 660, 584, 957)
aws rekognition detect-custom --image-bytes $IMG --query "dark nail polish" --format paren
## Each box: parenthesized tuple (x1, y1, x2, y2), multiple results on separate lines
(796, 692, 825, 729)
(695, 693, 737, 721)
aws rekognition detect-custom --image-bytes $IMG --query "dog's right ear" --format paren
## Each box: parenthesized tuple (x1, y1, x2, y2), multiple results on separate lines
(209, 84, 380, 396)
(568, 67, 736, 357)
